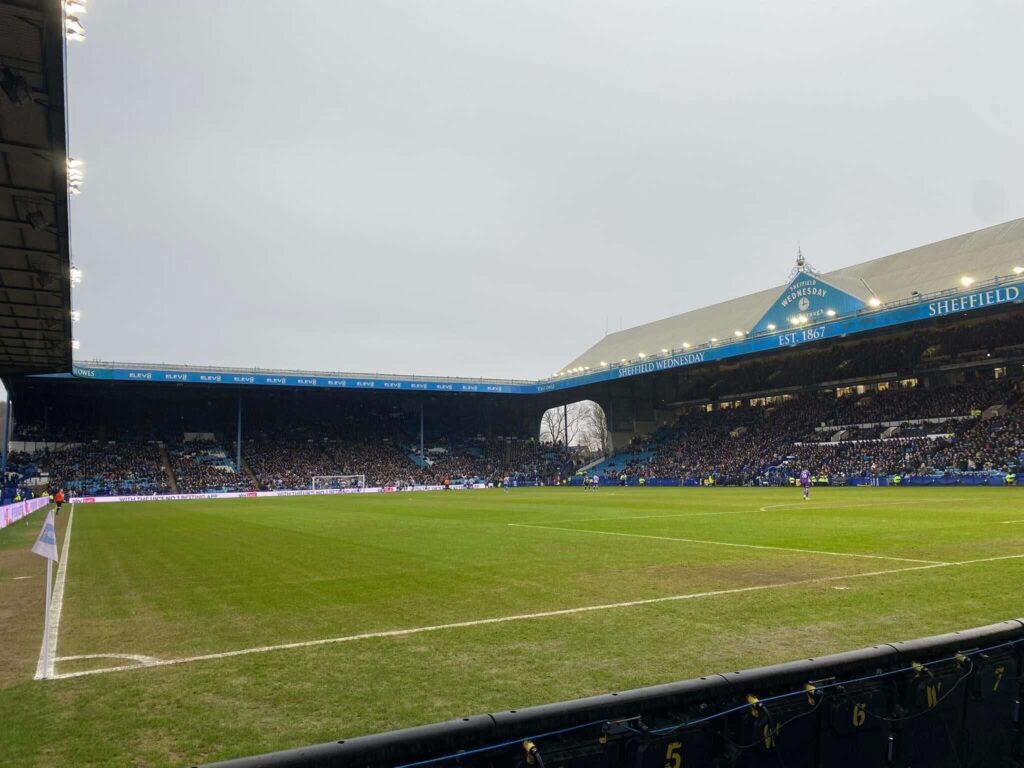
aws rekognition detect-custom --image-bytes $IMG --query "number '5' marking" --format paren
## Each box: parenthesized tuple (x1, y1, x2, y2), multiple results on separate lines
(664, 741, 682, 768)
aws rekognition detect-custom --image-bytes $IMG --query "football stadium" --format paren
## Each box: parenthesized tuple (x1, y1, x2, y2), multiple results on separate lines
(3, 3, 1024, 768)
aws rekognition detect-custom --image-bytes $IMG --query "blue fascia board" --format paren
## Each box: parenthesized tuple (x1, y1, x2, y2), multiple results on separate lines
(34, 281, 1024, 397)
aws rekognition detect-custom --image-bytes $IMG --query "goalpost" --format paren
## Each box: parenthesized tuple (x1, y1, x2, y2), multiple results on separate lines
(312, 475, 366, 491)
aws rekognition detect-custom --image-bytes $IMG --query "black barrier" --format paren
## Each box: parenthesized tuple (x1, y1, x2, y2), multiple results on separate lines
(196, 620, 1024, 768)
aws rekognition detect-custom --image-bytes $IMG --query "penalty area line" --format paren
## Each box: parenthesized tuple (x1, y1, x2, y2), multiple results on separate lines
(43, 551, 1024, 682)
(508, 523, 946, 565)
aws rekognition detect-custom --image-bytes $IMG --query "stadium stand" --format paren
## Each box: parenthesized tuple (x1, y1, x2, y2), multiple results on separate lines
(324, 439, 433, 487)
(3, 371, 1022, 496)
(168, 439, 254, 494)
(38, 442, 171, 496)
(604, 375, 1023, 486)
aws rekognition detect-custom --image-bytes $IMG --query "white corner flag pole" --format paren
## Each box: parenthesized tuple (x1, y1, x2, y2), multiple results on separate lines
(31, 510, 59, 680)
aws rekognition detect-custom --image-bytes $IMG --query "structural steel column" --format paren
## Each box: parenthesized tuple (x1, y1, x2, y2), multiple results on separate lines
(236, 396, 242, 473)
(0, 399, 11, 497)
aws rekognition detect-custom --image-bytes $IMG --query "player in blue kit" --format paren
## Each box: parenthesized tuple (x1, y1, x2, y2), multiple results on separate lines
(800, 468, 811, 500)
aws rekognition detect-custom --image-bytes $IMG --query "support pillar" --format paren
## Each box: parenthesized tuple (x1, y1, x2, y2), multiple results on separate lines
(1, 399, 11, 499)
(236, 396, 242, 473)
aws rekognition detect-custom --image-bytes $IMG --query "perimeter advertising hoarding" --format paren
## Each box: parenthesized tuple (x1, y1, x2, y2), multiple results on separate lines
(71, 485, 488, 504)
(0, 496, 50, 530)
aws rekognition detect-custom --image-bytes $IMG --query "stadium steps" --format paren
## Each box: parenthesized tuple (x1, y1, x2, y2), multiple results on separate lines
(239, 457, 259, 487)
(405, 450, 429, 469)
(587, 451, 655, 476)
(576, 455, 609, 473)
(159, 444, 179, 493)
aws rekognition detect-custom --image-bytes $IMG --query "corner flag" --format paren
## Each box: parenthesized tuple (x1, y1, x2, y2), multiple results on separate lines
(32, 510, 59, 562)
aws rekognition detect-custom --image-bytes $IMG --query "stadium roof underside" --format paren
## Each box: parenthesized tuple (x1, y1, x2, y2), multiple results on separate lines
(562, 217, 1024, 375)
(0, 0, 72, 376)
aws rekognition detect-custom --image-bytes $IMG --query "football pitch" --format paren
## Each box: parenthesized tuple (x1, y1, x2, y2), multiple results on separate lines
(3, 486, 1024, 767)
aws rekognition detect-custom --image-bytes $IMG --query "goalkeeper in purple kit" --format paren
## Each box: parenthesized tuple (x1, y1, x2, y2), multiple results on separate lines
(800, 468, 811, 500)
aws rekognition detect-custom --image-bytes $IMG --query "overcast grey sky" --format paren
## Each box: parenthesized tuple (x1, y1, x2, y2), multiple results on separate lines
(66, 0, 1023, 379)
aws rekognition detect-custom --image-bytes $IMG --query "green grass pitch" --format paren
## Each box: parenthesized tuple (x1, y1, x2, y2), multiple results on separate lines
(2, 486, 1024, 766)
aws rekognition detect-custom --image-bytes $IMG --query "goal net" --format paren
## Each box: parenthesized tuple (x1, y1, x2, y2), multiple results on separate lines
(312, 475, 366, 491)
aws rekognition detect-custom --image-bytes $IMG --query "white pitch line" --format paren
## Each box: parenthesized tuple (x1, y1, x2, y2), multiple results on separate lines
(57, 653, 161, 665)
(44, 551, 1024, 682)
(508, 522, 947, 565)
(757, 498, 973, 513)
(35, 509, 73, 680)
(535, 498, 974, 525)
(536, 509, 755, 525)
(1000, 520, 1024, 524)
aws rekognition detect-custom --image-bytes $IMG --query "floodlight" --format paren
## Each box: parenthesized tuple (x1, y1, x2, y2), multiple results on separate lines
(825, 309, 836, 317)
(638, 352, 646, 359)
(710, 337, 718, 343)
(70, 339, 80, 350)
(600, 361, 608, 366)
(69, 265, 82, 285)
(789, 316, 799, 326)
(733, 330, 744, 337)
(70, 310, 81, 322)
(1014, 267, 1024, 275)
(620, 358, 626, 363)
(65, 15, 85, 40)
(661, 348, 668, 354)
(868, 297, 881, 308)
(766, 323, 776, 331)
(66, 0, 87, 13)
(67, 158, 84, 194)
(960, 275, 974, 287)
(682, 342, 690, 349)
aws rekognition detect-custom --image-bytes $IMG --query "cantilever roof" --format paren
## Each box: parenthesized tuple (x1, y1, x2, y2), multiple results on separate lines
(563, 217, 1024, 372)
(0, 0, 73, 376)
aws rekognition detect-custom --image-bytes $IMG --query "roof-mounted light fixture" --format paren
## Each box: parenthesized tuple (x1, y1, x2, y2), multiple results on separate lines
(67, 158, 84, 195)
(65, 14, 85, 41)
